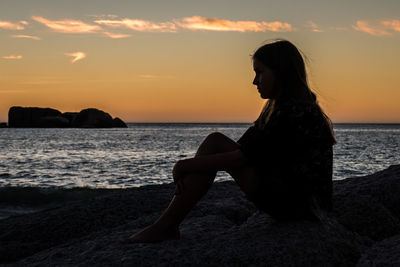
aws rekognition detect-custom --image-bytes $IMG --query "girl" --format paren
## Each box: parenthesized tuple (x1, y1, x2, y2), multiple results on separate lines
(121, 40, 336, 243)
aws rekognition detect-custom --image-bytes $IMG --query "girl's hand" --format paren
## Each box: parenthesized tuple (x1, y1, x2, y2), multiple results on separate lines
(173, 160, 184, 183)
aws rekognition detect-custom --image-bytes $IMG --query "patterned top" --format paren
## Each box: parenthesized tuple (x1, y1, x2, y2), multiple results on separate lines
(237, 101, 334, 220)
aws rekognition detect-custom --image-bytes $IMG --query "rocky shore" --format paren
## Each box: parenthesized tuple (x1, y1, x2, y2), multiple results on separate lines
(1, 165, 400, 266)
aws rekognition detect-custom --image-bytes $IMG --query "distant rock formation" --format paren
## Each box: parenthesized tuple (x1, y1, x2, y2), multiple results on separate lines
(8, 107, 64, 127)
(61, 112, 79, 127)
(112, 117, 127, 128)
(72, 108, 112, 128)
(7, 107, 127, 128)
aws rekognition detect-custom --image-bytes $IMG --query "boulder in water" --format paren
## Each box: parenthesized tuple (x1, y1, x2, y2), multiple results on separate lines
(38, 116, 70, 128)
(8, 107, 62, 127)
(112, 117, 127, 128)
(72, 108, 114, 128)
(7, 107, 127, 128)
(61, 112, 79, 126)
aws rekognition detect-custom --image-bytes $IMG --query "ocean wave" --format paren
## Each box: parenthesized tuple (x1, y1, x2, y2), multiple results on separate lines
(1, 124, 399, 188)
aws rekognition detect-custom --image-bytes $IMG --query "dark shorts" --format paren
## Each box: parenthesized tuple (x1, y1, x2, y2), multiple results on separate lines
(245, 174, 317, 221)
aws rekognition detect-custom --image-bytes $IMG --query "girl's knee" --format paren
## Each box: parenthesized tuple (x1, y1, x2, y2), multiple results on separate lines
(206, 132, 226, 142)
(200, 132, 226, 150)
(205, 132, 236, 147)
(197, 132, 238, 156)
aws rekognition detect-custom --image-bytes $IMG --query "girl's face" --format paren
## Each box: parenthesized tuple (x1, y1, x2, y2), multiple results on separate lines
(252, 58, 276, 99)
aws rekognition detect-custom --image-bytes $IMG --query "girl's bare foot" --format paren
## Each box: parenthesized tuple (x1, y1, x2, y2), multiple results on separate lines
(120, 224, 180, 244)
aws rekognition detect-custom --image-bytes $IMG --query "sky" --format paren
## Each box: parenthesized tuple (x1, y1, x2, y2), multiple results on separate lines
(1, 0, 399, 123)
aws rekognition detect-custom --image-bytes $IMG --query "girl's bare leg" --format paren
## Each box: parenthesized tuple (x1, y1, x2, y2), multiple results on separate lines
(121, 132, 256, 243)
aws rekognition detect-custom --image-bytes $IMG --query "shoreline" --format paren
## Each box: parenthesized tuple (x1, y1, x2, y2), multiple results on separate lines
(0, 162, 396, 221)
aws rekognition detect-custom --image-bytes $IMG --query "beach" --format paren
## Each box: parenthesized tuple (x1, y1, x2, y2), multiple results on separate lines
(1, 165, 400, 266)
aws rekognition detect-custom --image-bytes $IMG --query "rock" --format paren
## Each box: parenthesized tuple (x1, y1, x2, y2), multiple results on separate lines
(8, 106, 62, 127)
(0, 165, 399, 266)
(333, 165, 400, 241)
(61, 112, 79, 126)
(10, 213, 369, 267)
(38, 116, 70, 128)
(112, 117, 128, 128)
(7, 107, 127, 128)
(356, 234, 400, 266)
(72, 108, 114, 128)
(0, 183, 176, 263)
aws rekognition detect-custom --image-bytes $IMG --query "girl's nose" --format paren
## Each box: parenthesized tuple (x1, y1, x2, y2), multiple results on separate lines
(253, 77, 258, 85)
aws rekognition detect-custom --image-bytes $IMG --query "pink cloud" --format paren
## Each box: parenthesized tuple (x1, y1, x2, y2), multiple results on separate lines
(32, 16, 101, 33)
(306, 21, 323, 32)
(175, 16, 293, 32)
(94, 18, 177, 32)
(12, 34, 41, 40)
(353, 20, 400, 36)
(88, 14, 118, 19)
(95, 16, 292, 33)
(28, 15, 295, 36)
(103, 31, 131, 39)
(353, 21, 389, 36)
(65, 52, 86, 63)
(2, 55, 23, 59)
(382, 20, 400, 32)
(0, 20, 25, 30)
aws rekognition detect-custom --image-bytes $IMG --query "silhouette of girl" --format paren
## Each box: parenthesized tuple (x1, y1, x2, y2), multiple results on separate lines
(121, 40, 336, 243)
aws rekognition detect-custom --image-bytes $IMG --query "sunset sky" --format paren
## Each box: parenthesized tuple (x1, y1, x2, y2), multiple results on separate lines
(1, 0, 399, 123)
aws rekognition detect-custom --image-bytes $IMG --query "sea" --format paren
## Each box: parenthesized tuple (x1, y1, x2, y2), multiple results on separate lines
(1, 123, 399, 219)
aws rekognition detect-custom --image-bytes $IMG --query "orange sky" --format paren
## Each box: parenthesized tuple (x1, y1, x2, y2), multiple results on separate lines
(1, 0, 399, 122)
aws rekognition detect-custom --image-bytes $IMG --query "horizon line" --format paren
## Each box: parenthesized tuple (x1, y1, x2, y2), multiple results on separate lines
(124, 122, 400, 124)
(1, 121, 400, 125)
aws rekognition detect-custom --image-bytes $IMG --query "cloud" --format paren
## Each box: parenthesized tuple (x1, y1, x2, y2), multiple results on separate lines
(30, 15, 293, 36)
(306, 21, 323, 32)
(174, 16, 293, 32)
(0, 20, 26, 30)
(353, 21, 389, 36)
(353, 20, 400, 36)
(65, 52, 86, 63)
(381, 20, 400, 32)
(2, 55, 23, 59)
(12, 34, 41, 40)
(32, 16, 101, 33)
(88, 14, 118, 19)
(103, 31, 131, 39)
(94, 18, 177, 32)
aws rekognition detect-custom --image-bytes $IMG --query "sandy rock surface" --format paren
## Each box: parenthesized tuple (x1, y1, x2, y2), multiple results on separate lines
(1, 165, 400, 266)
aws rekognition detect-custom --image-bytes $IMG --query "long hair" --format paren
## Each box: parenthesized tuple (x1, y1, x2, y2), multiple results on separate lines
(253, 39, 335, 143)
